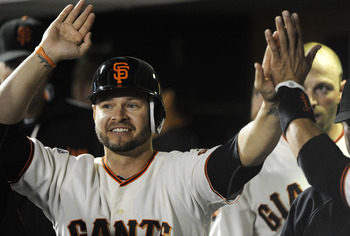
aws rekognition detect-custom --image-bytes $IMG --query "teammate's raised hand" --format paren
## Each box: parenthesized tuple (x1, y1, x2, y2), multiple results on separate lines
(265, 11, 320, 87)
(254, 44, 277, 103)
(39, 0, 95, 64)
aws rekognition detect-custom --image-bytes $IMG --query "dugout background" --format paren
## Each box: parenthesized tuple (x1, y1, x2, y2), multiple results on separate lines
(1, 0, 350, 148)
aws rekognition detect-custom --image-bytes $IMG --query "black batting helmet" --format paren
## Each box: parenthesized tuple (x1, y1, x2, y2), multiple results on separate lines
(88, 56, 166, 134)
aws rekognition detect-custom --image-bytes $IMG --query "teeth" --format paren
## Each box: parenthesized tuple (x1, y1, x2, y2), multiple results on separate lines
(112, 128, 129, 133)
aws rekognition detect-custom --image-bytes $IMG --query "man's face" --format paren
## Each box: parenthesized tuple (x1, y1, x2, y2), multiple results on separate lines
(93, 91, 151, 154)
(304, 62, 342, 134)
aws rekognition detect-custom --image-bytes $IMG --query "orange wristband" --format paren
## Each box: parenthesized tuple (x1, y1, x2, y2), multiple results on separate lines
(35, 46, 56, 68)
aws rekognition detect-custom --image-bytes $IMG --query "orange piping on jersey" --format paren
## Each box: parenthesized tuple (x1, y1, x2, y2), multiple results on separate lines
(102, 150, 158, 186)
(204, 153, 239, 205)
(334, 129, 344, 143)
(9, 137, 34, 184)
(340, 163, 350, 208)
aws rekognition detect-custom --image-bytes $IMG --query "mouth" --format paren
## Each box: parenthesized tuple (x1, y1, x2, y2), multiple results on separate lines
(314, 113, 321, 121)
(109, 128, 131, 134)
(110, 128, 131, 133)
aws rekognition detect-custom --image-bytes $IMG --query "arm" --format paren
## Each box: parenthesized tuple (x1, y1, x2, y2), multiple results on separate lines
(237, 43, 281, 167)
(264, 11, 350, 207)
(0, 0, 95, 125)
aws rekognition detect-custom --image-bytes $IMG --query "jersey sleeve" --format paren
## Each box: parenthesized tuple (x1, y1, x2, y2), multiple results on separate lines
(0, 123, 33, 182)
(209, 191, 255, 236)
(8, 136, 95, 222)
(206, 134, 263, 200)
(298, 133, 350, 207)
(280, 188, 310, 236)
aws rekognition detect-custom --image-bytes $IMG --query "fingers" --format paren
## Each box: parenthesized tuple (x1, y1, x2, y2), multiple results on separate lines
(73, 4, 94, 33)
(293, 13, 305, 58)
(282, 11, 296, 50)
(262, 45, 272, 79)
(275, 15, 287, 53)
(305, 44, 322, 66)
(78, 11, 95, 36)
(254, 62, 265, 89)
(64, 0, 86, 24)
(55, 4, 74, 23)
(265, 29, 279, 59)
(78, 32, 93, 57)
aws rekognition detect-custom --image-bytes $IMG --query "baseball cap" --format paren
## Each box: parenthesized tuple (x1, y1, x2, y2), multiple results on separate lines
(334, 80, 350, 123)
(0, 16, 45, 62)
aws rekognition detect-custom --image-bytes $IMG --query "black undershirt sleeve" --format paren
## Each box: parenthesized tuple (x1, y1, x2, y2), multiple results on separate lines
(206, 134, 263, 199)
(0, 123, 33, 182)
(298, 133, 350, 205)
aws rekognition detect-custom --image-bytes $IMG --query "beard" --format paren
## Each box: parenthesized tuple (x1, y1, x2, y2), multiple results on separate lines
(96, 124, 151, 154)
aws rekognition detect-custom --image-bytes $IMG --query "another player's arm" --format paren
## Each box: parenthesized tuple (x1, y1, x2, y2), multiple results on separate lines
(0, 0, 95, 183)
(238, 41, 281, 167)
(237, 99, 280, 167)
(264, 11, 350, 207)
(0, 0, 94, 125)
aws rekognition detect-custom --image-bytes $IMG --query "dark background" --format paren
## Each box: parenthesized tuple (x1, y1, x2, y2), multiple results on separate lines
(2, 0, 350, 147)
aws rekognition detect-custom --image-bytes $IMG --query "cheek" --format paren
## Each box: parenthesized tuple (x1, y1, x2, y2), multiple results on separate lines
(94, 110, 108, 128)
(320, 93, 339, 110)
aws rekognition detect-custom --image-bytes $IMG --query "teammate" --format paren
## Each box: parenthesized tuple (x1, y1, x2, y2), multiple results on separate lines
(281, 81, 350, 235)
(259, 10, 350, 235)
(209, 21, 345, 236)
(0, 14, 104, 235)
(0, 1, 319, 235)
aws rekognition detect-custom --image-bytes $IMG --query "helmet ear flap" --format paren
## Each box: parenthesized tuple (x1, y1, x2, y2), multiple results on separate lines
(150, 97, 156, 134)
(149, 97, 165, 134)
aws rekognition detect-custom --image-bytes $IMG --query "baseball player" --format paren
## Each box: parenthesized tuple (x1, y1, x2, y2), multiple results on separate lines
(210, 41, 348, 235)
(0, 1, 318, 235)
(259, 12, 350, 234)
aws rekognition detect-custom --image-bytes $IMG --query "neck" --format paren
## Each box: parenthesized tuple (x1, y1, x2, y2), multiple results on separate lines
(326, 123, 344, 141)
(104, 140, 154, 179)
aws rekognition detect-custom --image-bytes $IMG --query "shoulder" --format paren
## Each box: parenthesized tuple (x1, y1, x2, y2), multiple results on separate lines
(286, 187, 350, 236)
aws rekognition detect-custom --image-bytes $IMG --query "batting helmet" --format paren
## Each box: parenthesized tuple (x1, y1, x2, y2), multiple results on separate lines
(88, 56, 166, 134)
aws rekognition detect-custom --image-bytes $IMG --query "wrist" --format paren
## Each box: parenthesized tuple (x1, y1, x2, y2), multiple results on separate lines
(276, 80, 305, 92)
(278, 86, 315, 135)
(35, 46, 57, 68)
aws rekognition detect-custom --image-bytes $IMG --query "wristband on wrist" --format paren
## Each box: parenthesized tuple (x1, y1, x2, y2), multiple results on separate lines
(278, 85, 315, 135)
(35, 46, 56, 68)
(276, 80, 305, 92)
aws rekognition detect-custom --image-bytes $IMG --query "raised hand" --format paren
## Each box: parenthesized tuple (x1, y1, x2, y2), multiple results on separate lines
(39, 0, 95, 64)
(265, 11, 320, 86)
(254, 32, 279, 103)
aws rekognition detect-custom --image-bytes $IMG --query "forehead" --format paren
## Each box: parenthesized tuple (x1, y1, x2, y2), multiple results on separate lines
(95, 90, 148, 104)
(305, 49, 342, 86)
(305, 65, 341, 87)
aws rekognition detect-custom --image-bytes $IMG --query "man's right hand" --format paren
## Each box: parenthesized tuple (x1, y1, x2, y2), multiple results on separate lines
(39, 0, 95, 64)
(265, 11, 320, 87)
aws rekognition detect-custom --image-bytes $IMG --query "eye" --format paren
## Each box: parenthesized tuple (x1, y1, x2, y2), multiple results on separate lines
(101, 103, 112, 109)
(315, 84, 332, 93)
(126, 103, 140, 110)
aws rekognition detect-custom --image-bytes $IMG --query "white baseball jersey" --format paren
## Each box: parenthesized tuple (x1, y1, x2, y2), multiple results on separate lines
(209, 133, 349, 236)
(11, 138, 240, 236)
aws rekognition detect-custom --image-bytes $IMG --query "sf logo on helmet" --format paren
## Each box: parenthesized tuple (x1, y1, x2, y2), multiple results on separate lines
(113, 62, 130, 85)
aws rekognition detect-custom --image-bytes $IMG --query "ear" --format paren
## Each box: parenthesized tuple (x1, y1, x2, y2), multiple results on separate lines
(339, 80, 347, 103)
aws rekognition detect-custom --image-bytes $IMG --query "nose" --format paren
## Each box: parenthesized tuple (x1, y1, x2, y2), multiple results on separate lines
(305, 90, 317, 109)
(111, 106, 128, 122)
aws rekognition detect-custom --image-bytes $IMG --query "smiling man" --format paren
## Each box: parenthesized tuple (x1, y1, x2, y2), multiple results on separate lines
(0, 2, 319, 235)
